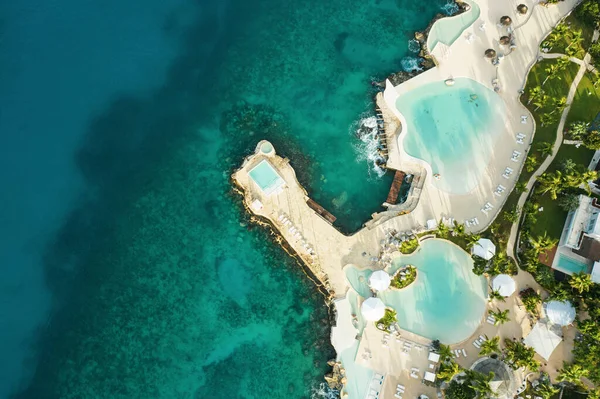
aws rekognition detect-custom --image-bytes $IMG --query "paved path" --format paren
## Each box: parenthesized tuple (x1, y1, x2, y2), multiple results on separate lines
(506, 54, 591, 260)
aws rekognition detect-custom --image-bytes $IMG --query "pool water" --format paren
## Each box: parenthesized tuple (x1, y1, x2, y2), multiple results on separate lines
(379, 239, 487, 343)
(396, 77, 505, 194)
(555, 253, 590, 275)
(248, 159, 285, 195)
(427, 0, 481, 51)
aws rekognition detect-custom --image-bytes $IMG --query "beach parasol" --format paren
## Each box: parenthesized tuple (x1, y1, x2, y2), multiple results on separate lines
(472, 238, 496, 260)
(517, 4, 528, 14)
(361, 297, 386, 321)
(485, 49, 497, 58)
(500, 16, 513, 26)
(369, 270, 391, 291)
(492, 274, 516, 297)
(545, 300, 576, 326)
(500, 36, 511, 45)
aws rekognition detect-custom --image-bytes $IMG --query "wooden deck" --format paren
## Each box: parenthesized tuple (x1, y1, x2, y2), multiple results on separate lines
(306, 198, 337, 225)
(386, 170, 406, 205)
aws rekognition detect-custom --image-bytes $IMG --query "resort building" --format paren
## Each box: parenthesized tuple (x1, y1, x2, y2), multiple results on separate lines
(554, 195, 600, 275)
(469, 358, 520, 399)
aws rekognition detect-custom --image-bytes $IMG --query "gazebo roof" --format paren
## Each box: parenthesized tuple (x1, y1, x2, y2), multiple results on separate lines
(524, 321, 562, 360)
(470, 357, 518, 399)
(361, 297, 386, 321)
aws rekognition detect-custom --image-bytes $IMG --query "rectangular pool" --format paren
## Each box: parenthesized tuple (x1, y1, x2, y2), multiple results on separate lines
(248, 159, 285, 195)
(554, 253, 590, 275)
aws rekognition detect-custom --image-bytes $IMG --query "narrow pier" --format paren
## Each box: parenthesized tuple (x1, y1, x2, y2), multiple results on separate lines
(307, 198, 337, 224)
(386, 170, 406, 205)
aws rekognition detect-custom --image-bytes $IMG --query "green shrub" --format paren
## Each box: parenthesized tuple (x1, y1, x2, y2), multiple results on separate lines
(520, 288, 542, 315)
(399, 237, 419, 254)
(376, 308, 397, 331)
(390, 265, 417, 289)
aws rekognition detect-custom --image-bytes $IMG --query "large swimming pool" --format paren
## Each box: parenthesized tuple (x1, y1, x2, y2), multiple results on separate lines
(379, 239, 487, 343)
(396, 77, 505, 194)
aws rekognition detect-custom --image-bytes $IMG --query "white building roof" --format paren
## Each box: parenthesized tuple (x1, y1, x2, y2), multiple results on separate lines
(424, 371, 436, 382)
(523, 322, 562, 361)
(428, 352, 440, 363)
(562, 195, 600, 249)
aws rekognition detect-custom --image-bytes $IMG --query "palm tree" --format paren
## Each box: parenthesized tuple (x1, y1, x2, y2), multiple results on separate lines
(533, 93, 550, 111)
(543, 63, 563, 85)
(465, 233, 482, 249)
(437, 360, 461, 382)
(557, 362, 589, 385)
(577, 319, 600, 340)
(479, 336, 500, 356)
(503, 208, 520, 223)
(535, 382, 560, 399)
(467, 370, 496, 398)
(530, 232, 558, 254)
(569, 271, 593, 294)
(490, 308, 510, 325)
(540, 112, 559, 127)
(549, 283, 571, 302)
(538, 141, 554, 157)
(568, 121, 591, 140)
(550, 96, 568, 114)
(503, 339, 539, 371)
(438, 343, 455, 362)
(525, 155, 539, 172)
(437, 220, 450, 238)
(489, 289, 505, 302)
(453, 220, 466, 237)
(528, 86, 545, 105)
(561, 158, 577, 173)
(537, 171, 564, 200)
(515, 181, 528, 194)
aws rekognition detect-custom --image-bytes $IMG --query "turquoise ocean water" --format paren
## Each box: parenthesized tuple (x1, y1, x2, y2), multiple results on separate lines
(1, 0, 448, 397)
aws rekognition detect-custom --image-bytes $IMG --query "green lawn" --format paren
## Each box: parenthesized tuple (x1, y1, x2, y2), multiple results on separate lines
(567, 71, 600, 126)
(526, 193, 567, 240)
(485, 58, 580, 253)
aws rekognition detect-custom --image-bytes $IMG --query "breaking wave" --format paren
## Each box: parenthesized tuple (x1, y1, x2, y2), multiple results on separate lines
(352, 115, 387, 179)
(400, 56, 423, 73)
(408, 39, 421, 53)
(311, 382, 340, 399)
(442, 0, 459, 15)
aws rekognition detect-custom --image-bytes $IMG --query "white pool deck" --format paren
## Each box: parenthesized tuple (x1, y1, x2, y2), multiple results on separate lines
(233, 0, 578, 397)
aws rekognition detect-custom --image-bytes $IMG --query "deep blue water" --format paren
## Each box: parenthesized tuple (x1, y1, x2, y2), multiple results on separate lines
(0, 0, 445, 397)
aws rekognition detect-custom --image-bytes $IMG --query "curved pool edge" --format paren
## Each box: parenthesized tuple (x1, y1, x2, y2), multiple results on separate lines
(426, 0, 481, 52)
(385, 238, 489, 344)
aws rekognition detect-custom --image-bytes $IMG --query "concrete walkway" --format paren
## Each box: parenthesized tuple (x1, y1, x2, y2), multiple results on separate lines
(506, 53, 591, 260)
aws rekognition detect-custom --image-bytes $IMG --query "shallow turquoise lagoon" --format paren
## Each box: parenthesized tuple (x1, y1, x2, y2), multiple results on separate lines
(396, 77, 505, 194)
(379, 239, 487, 343)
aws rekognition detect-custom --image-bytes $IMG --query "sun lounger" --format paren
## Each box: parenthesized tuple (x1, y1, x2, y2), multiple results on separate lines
(375, 373, 384, 380)
(517, 138, 524, 144)
(473, 341, 481, 348)
(397, 384, 405, 391)
(479, 335, 486, 341)
(499, 185, 506, 190)
(454, 350, 461, 358)
(395, 394, 403, 399)
(481, 207, 488, 215)
(462, 348, 467, 357)
(479, 22, 486, 31)
(473, 218, 479, 225)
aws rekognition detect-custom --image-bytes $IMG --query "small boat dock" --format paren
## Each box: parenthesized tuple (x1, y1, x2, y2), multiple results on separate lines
(307, 198, 337, 224)
(386, 170, 406, 205)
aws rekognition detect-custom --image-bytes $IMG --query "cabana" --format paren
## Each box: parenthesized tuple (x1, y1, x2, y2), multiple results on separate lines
(545, 300, 576, 326)
(472, 238, 496, 260)
(424, 372, 436, 382)
(492, 274, 516, 297)
(428, 352, 440, 363)
(426, 219, 437, 230)
(369, 270, 391, 292)
(523, 322, 562, 360)
(361, 297, 386, 321)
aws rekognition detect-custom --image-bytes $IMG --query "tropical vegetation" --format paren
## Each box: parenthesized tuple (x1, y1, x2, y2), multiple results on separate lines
(390, 265, 416, 289)
(399, 237, 419, 254)
(519, 288, 542, 316)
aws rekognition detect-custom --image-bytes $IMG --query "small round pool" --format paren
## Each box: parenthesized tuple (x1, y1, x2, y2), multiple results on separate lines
(260, 141, 274, 154)
(396, 77, 506, 194)
(379, 239, 487, 343)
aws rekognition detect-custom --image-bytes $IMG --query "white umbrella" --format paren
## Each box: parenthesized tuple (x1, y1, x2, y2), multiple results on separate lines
(369, 270, 391, 291)
(492, 274, 516, 297)
(545, 300, 576, 326)
(361, 297, 386, 321)
(472, 238, 496, 260)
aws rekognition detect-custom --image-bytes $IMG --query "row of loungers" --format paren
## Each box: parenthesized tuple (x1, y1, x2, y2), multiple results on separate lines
(277, 213, 315, 257)
(473, 335, 488, 349)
